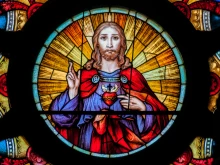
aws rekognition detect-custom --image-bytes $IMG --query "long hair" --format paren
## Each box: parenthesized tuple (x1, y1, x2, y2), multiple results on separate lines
(84, 22, 131, 70)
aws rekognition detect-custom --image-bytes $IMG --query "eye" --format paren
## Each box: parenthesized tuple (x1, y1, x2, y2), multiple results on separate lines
(100, 36, 107, 40)
(113, 36, 119, 40)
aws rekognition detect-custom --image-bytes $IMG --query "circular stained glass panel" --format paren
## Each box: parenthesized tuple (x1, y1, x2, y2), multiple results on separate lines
(32, 7, 186, 158)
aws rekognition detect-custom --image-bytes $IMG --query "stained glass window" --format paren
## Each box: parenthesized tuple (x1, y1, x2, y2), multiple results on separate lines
(0, 0, 219, 164)
(32, 7, 187, 158)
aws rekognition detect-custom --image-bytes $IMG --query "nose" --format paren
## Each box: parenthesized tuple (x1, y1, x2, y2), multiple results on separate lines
(107, 38, 113, 48)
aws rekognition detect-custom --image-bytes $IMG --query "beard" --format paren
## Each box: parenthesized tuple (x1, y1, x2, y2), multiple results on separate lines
(99, 49, 120, 61)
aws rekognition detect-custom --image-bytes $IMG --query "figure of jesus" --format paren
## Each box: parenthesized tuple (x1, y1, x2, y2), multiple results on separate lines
(50, 22, 169, 154)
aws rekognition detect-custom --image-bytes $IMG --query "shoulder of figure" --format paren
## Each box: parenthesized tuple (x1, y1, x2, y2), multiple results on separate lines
(81, 68, 99, 82)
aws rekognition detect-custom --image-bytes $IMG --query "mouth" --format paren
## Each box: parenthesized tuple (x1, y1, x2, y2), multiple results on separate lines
(105, 50, 115, 53)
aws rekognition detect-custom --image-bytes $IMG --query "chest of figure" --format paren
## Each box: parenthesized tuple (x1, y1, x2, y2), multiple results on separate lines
(87, 69, 129, 106)
(96, 81, 124, 106)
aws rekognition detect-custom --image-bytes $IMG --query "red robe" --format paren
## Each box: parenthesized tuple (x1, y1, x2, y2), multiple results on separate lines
(56, 67, 169, 154)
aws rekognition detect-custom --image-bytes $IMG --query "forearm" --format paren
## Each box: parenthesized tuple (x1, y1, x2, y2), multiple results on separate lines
(137, 103, 155, 133)
(68, 87, 79, 100)
(50, 90, 79, 111)
(50, 90, 80, 127)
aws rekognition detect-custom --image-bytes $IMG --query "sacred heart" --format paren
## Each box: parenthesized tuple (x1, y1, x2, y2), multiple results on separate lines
(102, 92, 117, 106)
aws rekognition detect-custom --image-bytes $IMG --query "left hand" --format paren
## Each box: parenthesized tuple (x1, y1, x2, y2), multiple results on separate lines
(118, 94, 146, 111)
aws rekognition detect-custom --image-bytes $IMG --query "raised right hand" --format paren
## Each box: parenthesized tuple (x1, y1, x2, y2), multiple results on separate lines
(67, 62, 81, 99)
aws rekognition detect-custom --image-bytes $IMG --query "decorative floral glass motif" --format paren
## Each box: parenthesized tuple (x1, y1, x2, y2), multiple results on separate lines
(172, 137, 215, 165)
(32, 7, 187, 158)
(0, 0, 48, 31)
(169, 0, 220, 31)
(208, 51, 220, 113)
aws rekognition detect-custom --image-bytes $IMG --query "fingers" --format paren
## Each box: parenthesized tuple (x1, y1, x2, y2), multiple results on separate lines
(68, 61, 73, 72)
(120, 99, 129, 104)
(67, 72, 75, 80)
(120, 97, 132, 108)
(117, 95, 129, 100)
(118, 94, 137, 110)
(68, 62, 81, 81)
(120, 99, 136, 105)
(77, 69, 81, 79)
(69, 61, 77, 77)
(120, 103, 137, 110)
(117, 94, 134, 100)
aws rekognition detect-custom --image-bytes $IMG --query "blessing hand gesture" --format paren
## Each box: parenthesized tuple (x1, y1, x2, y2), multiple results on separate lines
(67, 62, 81, 99)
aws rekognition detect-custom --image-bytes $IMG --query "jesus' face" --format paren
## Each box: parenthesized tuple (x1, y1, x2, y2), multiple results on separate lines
(98, 27, 121, 61)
